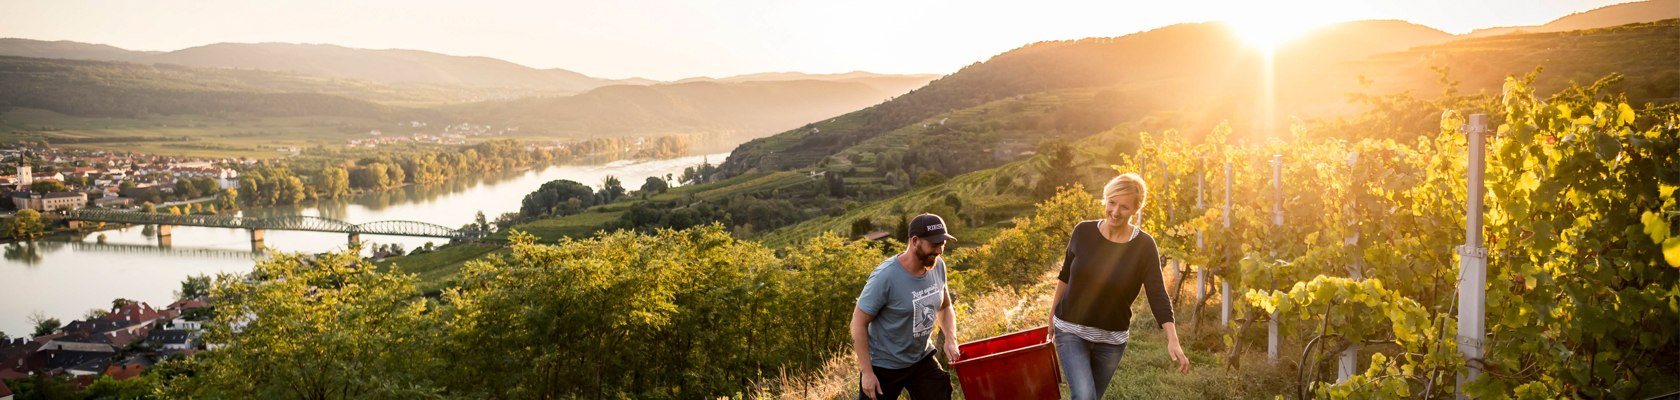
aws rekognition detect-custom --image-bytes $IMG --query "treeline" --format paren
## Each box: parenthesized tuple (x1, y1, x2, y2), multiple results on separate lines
(143, 227, 889, 398)
(237, 139, 563, 206)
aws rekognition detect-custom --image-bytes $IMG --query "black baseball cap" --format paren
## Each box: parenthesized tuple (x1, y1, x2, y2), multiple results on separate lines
(909, 213, 956, 244)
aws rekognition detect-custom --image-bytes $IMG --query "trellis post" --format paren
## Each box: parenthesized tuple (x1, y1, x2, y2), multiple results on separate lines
(1457, 114, 1490, 398)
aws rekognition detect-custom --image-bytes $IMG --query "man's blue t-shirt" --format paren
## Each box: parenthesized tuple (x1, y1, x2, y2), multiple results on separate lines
(856, 256, 946, 369)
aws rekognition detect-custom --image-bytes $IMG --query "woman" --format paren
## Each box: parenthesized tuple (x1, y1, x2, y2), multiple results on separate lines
(1048, 173, 1190, 399)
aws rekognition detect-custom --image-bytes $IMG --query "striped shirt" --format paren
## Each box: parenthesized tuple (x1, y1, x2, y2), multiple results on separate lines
(1054, 315, 1130, 345)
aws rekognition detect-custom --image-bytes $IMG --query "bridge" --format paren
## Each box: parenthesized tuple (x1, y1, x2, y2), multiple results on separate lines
(66, 210, 482, 247)
(69, 241, 263, 260)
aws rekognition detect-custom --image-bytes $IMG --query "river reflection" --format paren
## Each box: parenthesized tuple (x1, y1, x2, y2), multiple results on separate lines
(0, 152, 726, 336)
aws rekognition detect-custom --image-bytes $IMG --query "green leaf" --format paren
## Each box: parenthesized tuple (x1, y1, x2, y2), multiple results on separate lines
(1644, 211, 1671, 245)
(1617, 103, 1636, 126)
(1663, 237, 1680, 268)
(1592, 133, 1621, 160)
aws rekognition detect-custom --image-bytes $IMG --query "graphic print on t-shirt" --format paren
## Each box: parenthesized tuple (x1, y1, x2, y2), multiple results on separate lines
(911, 285, 942, 338)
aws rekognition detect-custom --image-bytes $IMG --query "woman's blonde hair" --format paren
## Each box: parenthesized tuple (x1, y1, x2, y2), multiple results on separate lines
(1102, 173, 1148, 212)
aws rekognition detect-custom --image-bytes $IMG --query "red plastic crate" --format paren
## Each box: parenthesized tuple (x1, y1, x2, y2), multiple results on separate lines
(950, 326, 1060, 400)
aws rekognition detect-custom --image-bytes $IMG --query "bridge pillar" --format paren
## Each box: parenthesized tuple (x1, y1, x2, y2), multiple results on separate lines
(348, 233, 361, 246)
(250, 229, 266, 252)
(157, 225, 172, 237)
(159, 234, 172, 248)
(68, 220, 86, 229)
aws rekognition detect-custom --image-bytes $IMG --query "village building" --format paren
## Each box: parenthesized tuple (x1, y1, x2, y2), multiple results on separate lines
(9, 191, 87, 212)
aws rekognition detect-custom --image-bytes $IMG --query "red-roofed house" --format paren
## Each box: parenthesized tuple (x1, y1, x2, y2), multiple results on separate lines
(1, 376, 13, 400)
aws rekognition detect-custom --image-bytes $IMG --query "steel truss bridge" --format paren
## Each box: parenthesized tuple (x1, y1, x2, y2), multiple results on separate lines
(67, 209, 481, 241)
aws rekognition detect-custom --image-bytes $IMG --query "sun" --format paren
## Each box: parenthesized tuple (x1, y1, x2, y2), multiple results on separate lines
(1215, 2, 1356, 52)
(1224, 18, 1320, 52)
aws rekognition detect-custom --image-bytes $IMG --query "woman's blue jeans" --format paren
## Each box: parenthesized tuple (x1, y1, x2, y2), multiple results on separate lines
(1054, 329, 1128, 400)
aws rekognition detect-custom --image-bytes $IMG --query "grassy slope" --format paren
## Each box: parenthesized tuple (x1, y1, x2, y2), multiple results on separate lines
(374, 243, 505, 295)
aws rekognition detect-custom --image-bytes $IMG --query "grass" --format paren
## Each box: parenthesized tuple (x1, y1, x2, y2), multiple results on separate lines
(498, 170, 816, 243)
(755, 269, 1296, 399)
(506, 211, 623, 242)
(375, 243, 506, 294)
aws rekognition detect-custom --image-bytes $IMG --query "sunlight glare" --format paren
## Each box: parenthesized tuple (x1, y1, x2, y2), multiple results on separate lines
(1217, 1, 1359, 52)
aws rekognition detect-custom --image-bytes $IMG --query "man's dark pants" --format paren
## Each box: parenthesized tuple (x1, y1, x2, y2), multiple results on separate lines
(857, 352, 952, 400)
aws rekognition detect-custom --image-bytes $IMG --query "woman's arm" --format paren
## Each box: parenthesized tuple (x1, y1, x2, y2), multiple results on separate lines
(1049, 227, 1078, 341)
(1142, 242, 1189, 374)
(1048, 280, 1067, 342)
(1162, 321, 1189, 374)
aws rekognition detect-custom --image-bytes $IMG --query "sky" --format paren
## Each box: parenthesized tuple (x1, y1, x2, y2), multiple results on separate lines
(0, 0, 1634, 81)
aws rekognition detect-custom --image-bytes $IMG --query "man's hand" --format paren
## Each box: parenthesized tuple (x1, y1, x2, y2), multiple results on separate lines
(860, 371, 883, 399)
(944, 340, 962, 362)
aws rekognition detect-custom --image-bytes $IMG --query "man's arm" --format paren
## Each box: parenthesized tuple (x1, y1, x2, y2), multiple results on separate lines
(851, 307, 883, 399)
(1047, 280, 1068, 342)
(939, 289, 959, 361)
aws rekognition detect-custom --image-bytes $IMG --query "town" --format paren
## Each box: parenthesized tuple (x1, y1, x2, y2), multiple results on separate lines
(0, 145, 244, 217)
(0, 295, 211, 397)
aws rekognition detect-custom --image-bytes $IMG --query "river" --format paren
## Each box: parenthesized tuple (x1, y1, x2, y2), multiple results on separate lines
(0, 152, 728, 336)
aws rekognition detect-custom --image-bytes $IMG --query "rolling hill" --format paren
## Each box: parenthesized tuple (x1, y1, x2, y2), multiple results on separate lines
(1465, 0, 1680, 38)
(717, 17, 1679, 178)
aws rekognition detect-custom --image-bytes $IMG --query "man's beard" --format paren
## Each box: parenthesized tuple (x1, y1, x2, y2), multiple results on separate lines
(914, 247, 939, 267)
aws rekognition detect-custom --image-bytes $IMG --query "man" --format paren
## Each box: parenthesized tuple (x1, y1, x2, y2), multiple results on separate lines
(851, 213, 960, 400)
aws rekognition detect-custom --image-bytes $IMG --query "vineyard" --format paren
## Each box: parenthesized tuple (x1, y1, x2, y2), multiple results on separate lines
(1096, 77, 1680, 398)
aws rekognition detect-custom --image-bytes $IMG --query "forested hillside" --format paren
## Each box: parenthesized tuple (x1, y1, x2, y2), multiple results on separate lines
(718, 20, 1680, 178)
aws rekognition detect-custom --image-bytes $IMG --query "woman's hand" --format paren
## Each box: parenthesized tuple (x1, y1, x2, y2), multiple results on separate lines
(1168, 340, 1190, 374)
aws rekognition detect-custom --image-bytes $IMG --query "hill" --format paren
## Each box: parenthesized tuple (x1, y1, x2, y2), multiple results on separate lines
(1466, 0, 1680, 38)
(717, 18, 1678, 178)
(0, 39, 620, 94)
(0, 55, 936, 155)
(0, 38, 158, 61)
(675, 71, 940, 92)
(445, 79, 924, 151)
(0, 56, 420, 120)
(146, 43, 614, 92)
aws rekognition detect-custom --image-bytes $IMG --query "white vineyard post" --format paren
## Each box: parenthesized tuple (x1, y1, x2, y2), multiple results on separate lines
(1197, 170, 1206, 303)
(1220, 161, 1232, 328)
(1339, 151, 1360, 382)
(1457, 114, 1490, 398)
(1268, 154, 1281, 365)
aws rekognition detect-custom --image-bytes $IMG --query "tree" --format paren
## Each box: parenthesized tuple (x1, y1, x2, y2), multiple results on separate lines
(84, 308, 110, 320)
(640, 176, 669, 197)
(8, 373, 80, 400)
(176, 177, 202, 199)
(494, 212, 522, 232)
(600, 175, 626, 203)
(164, 249, 443, 398)
(1034, 140, 1083, 198)
(916, 170, 947, 188)
(142, 202, 157, 213)
(318, 166, 350, 199)
(28, 311, 60, 336)
(520, 179, 595, 217)
(475, 211, 493, 235)
(177, 274, 211, 300)
(28, 180, 67, 193)
(217, 188, 238, 211)
(850, 217, 875, 238)
(5, 209, 45, 240)
(111, 298, 136, 311)
(84, 374, 159, 400)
